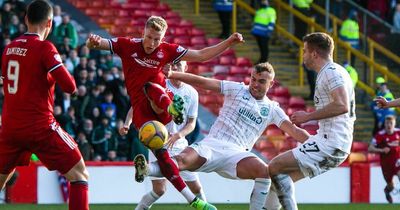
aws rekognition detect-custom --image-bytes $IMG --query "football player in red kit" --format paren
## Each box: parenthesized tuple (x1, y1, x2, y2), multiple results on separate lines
(0, 1, 89, 210)
(369, 115, 400, 203)
(86, 16, 243, 209)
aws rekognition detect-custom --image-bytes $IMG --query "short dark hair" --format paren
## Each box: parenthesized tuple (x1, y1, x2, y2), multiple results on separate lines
(303, 32, 334, 59)
(254, 62, 275, 75)
(27, 0, 53, 25)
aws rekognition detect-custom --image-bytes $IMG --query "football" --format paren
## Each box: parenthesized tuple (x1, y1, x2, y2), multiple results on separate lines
(138, 120, 168, 150)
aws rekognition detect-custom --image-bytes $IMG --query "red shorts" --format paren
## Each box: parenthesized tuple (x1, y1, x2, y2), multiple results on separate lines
(131, 87, 174, 129)
(381, 160, 400, 183)
(0, 123, 82, 174)
(132, 97, 172, 129)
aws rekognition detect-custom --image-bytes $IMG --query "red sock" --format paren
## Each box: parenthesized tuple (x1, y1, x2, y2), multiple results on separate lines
(144, 82, 172, 112)
(155, 149, 186, 191)
(69, 181, 89, 210)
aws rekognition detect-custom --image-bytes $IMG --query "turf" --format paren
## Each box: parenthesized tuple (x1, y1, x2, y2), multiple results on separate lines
(0, 204, 398, 210)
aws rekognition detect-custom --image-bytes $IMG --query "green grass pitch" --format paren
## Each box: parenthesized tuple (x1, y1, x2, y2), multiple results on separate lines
(0, 204, 399, 210)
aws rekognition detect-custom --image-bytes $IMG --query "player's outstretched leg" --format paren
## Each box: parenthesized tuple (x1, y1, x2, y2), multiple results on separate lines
(134, 154, 148, 183)
(190, 197, 217, 210)
(143, 82, 184, 124)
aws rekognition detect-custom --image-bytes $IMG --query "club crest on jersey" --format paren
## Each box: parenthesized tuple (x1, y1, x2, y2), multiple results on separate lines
(157, 51, 164, 59)
(176, 46, 185, 53)
(54, 54, 62, 62)
(260, 107, 269, 117)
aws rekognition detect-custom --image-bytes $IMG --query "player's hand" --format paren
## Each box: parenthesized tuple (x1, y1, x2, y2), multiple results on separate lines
(227, 32, 245, 45)
(382, 147, 390, 154)
(119, 126, 129, 136)
(86, 34, 102, 49)
(165, 133, 181, 150)
(374, 96, 389, 109)
(291, 111, 310, 125)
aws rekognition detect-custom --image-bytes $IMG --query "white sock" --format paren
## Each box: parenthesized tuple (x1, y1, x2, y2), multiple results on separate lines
(195, 188, 207, 202)
(264, 184, 282, 210)
(180, 186, 196, 203)
(272, 174, 298, 210)
(148, 162, 162, 177)
(250, 178, 271, 210)
(135, 191, 160, 210)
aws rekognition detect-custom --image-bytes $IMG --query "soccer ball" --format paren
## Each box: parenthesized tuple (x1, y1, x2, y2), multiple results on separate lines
(139, 120, 168, 150)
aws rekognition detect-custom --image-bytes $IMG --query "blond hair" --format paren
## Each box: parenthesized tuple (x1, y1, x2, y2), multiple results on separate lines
(145, 16, 168, 32)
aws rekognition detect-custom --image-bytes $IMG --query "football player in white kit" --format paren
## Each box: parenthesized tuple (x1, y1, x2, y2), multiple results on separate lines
(268, 32, 356, 210)
(132, 61, 206, 209)
(135, 62, 310, 210)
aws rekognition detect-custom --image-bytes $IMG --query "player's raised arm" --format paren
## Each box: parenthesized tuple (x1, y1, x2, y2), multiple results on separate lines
(181, 32, 244, 62)
(86, 34, 111, 51)
(169, 71, 221, 93)
(279, 120, 309, 143)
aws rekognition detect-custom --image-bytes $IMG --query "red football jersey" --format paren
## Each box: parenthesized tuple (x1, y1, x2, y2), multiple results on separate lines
(372, 128, 400, 167)
(109, 37, 187, 108)
(1, 33, 74, 131)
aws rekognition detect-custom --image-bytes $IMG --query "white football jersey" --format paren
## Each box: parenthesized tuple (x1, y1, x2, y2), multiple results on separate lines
(208, 81, 289, 150)
(314, 61, 356, 153)
(165, 79, 199, 149)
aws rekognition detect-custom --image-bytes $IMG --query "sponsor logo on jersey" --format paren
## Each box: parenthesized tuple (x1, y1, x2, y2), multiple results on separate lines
(176, 46, 185, 53)
(157, 51, 164, 59)
(260, 107, 269, 117)
(54, 54, 62, 62)
(238, 107, 262, 124)
(131, 38, 142, 43)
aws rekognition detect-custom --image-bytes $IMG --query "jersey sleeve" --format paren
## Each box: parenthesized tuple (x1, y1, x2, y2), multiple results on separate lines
(326, 68, 345, 92)
(163, 43, 188, 64)
(108, 37, 131, 55)
(270, 102, 290, 127)
(221, 80, 244, 97)
(41, 41, 64, 73)
(187, 87, 199, 118)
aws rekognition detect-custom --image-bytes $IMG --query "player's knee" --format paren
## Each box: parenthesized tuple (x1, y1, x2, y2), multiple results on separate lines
(268, 160, 280, 177)
(174, 154, 188, 170)
(153, 185, 166, 196)
(254, 164, 269, 178)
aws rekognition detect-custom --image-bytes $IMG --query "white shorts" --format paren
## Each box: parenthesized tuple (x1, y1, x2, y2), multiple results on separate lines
(189, 137, 259, 179)
(292, 134, 349, 178)
(149, 147, 199, 182)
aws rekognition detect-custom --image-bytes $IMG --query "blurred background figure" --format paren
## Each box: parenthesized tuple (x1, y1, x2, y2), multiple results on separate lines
(371, 77, 396, 135)
(339, 9, 360, 66)
(343, 61, 359, 88)
(368, 115, 400, 203)
(213, 0, 233, 39)
(251, 0, 276, 63)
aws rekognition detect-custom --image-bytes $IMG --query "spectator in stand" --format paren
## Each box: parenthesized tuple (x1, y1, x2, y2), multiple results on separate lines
(52, 5, 62, 27)
(1, 3, 15, 31)
(343, 61, 358, 88)
(8, 14, 20, 39)
(59, 106, 78, 138)
(91, 116, 117, 161)
(213, 0, 233, 39)
(339, 9, 360, 66)
(53, 14, 78, 49)
(82, 118, 94, 141)
(389, 3, 400, 68)
(100, 91, 117, 118)
(371, 77, 396, 135)
(71, 85, 90, 121)
(76, 131, 92, 161)
(293, 0, 313, 40)
(4, 0, 26, 20)
(115, 119, 135, 161)
(64, 49, 80, 73)
(251, 0, 276, 63)
(368, 115, 400, 203)
(89, 106, 102, 128)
